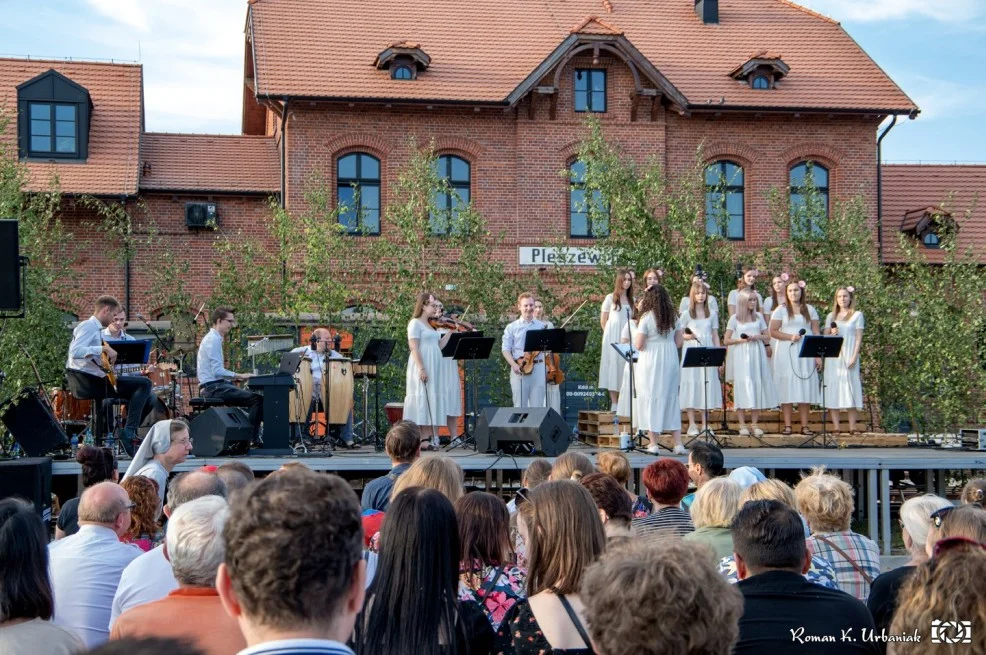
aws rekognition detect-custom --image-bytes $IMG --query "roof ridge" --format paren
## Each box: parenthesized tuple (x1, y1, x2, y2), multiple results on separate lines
(0, 55, 141, 67)
(143, 132, 274, 139)
(571, 15, 623, 35)
(770, 0, 839, 25)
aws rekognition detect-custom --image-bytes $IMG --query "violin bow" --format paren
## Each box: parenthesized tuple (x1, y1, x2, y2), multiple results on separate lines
(558, 299, 590, 329)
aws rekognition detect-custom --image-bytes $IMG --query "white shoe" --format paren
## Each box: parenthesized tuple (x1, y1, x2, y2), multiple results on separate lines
(646, 444, 661, 455)
(739, 427, 750, 436)
(673, 444, 687, 455)
(610, 403, 618, 412)
(753, 426, 765, 437)
(686, 425, 699, 437)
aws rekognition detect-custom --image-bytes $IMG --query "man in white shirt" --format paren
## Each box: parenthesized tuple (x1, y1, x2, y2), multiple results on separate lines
(48, 481, 143, 648)
(291, 328, 355, 447)
(501, 292, 547, 408)
(196, 307, 262, 437)
(101, 309, 143, 376)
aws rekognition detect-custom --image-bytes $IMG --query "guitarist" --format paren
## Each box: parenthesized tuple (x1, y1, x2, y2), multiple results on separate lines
(66, 295, 152, 445)
(501, 292, 546, 408)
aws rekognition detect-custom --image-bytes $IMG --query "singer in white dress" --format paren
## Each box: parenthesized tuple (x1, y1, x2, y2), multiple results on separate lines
(404, 292, 461, 449)
(678, 275, 720, 317)
(725, 289, 778, 436)
(678, 281, 723, 436)
(633, 284, 685, 455)
(725, 267, 762, 383)
(823, 287, 865, 434)
(534, 300, 562, 415)
(769, 280, 821, 436)
(616, 314, 640, 430)
(598, 269, 635, 408)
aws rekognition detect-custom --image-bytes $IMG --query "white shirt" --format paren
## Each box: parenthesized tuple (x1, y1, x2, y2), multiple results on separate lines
(237, 639, 355, 655)
(109, 544, 178, 629)
(197, 328, 236, 385)
(48, 524, 142, 648)
(133, 460, 169, 505)
(67, 316, 107, 377)
(501, 317, 546, 360)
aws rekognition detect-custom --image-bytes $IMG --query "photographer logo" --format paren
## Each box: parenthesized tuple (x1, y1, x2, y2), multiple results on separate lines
(931, 620, 972, 644)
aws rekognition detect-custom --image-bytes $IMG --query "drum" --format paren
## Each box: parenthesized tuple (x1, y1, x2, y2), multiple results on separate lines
(147, 365, 173, 392)
(385, 402, 404, 426)
(51, 388, 90, 423)
(322, 357, 354, 424)
(289, 358, 314, 424)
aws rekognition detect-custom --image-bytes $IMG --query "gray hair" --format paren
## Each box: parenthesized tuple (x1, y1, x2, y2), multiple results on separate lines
(900, 494, 952, 552)
(166, 496, 230, 587)
(78, 481, 127, 523)
(166, 471, 228, 510)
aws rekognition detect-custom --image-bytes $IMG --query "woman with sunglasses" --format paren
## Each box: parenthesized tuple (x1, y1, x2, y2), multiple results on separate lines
(925, 504, 986, 557)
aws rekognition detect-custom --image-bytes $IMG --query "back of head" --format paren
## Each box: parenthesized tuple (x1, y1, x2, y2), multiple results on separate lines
(0, 498, 53, 621)
(166, 496, 230, 587)
(582, 540, 742, 655)
(794, 466, 853, 533)
(689, 443, 724, 478)
(166, 471, 228, 512)
(739, 478, 798, 511)
(596, 451, 631, 485)
(731, 500, 807, 575)
(522, 458, 552, 489)
(454, 491, 510, 570)
(384, 420, 421, 464)
(86, 637, 206, 655)
(938, 504, 986, 544)
(216, 462, 254, 494)
(78, 481, 128, 524)
(390, 455, 464, 503)
(962, 478, 986, 507)
(642, 458, 690, 505)
(899, 494, 952, 552)
(223, 468, 362, 630)
(120, 476, 162, 538)
(690, 478, 742, 529)
(76, 445, 117, 488)
(549, 451, 595, 482)
(527, 481, 606, 596)
(579, 472, 633, 526)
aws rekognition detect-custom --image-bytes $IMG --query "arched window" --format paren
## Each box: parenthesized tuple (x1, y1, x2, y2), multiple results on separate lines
(337, 152, 381, 235)
(751, 75, 770, 90)
(789, 161, 829, 237)
(430, 155, 471, 235)
(704, 161, 744, 240)
(569, 160, 609, 238)
(392, 65, 413, 81)
(922, 231, 940, 249)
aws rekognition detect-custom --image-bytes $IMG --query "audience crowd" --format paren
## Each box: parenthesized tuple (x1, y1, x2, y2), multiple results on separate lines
(2, 419, 986, 655)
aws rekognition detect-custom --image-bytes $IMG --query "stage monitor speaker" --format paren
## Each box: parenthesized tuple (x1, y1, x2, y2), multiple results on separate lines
(0, 219, 22, 311)
(474, 407, 570, 456)
(0, 457, 53, 528)
(190, 407, 253, 457)
(0, 388, 69, 456)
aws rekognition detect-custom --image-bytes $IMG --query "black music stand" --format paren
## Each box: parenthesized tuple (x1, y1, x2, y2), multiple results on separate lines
(682, 346, 727, 447)
(357, 338, 396, 451)
(798, 335, 843, 447)
(610, 342, 642, 450)
(521, 329, 565, 409)
(444, 335, 495, 451)
(105, 339, 152, 367)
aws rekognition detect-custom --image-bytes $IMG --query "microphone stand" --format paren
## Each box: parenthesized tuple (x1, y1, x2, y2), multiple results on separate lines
(136, 313, 179, 416)
(718, 275, 730, 434)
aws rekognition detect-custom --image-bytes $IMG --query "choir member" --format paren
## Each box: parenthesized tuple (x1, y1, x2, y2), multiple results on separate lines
(725, 266, 763, 383)
(824, 287, 865, 435)
(724, 289, 778, 436)
(769, 280, 821, 435)
(633, 285, 685, 455)
(678, 280, 723, 436)
(598, 269, 634, 411)
(615, 298, 642, 432)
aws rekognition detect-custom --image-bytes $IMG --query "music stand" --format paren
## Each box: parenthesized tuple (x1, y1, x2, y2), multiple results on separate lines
(444, 335, 495, 451)
(105, 339, 152, 366)
(521, 329, 566, 409)
(681, 346, 727, 447)
(798, 335, 843, 447)
(357, 338, 396, 451)
(610, 342, 642, 450)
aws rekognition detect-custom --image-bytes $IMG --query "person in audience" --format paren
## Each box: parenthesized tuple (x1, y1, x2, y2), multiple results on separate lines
(683, 477, 742, 562)
(717, 478, 840, 590)
(56, 444, 117, 539)
(390, 454, 465, 504)
(548, 451, 595, 482)
(507, 458, 551, 515)
(889, 538, 986, 654)
(631, 458, 694, 542)
(361, 420, 422, 512)
(796, 467, 880, 600)
(596, 450, 650, 517)
(582, 539, 743, 655)
(111, 496, 243, 655)
(579, 472, 634, 541)
(682, 442, 724, 512)
(216, 462, 254, 494)
(123, 419, 194, 505)
(216, 467, 365, 655)
(728, 466, 766, 490)
(496, 481, 605, 654)
(924, 504, 986, 557)
(961, 477, 986, 506)
(731, 500, 879, 655)
(48, 481, 143, 648)
(356, 487, 493, 654)
(867, 494, 952, 647)
(88, 637, 206, 655)
(120, 476, 163, 551)
(112, 471, 228, 626)
(0, 499, 85, 655)
(456, 492, 526, 631)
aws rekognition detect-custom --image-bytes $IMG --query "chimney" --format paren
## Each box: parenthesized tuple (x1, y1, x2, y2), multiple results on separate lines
(695, 0, 718, 23)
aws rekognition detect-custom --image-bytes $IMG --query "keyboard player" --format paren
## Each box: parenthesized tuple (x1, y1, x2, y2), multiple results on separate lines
(197, 307, 263, 437)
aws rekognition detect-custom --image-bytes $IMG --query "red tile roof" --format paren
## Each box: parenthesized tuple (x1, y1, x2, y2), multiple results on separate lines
(0, 57, 143, 195)
(881, 165, 986, 263)
(140, 133, 280, 194)
(248, 0, 916, 113)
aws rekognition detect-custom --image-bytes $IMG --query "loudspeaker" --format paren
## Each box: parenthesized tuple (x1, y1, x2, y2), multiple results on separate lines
(0, 458, 53, 527)
(190, 407, 253, 457)
(0, 220, 22, 312)
(474, 407, 570, 456)
(0, 388, 69, 456)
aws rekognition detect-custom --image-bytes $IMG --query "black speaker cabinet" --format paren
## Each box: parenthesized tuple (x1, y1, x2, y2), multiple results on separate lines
(190, 407, 253, 457)
(0, 219, 21, 312)
(474, 407, 570, 456)
(0, 457, 53, 527)
(0, 388, 69, 456)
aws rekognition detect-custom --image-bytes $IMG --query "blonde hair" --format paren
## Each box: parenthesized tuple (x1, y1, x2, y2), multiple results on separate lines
(690, 478, 742, 529)
(735, 288, 760, 325)
(688, 280, 711, 320)
(829, 287, 857, 319)
(549, 452, 595, 482)
(596, 451, 631, 485)
(522, 458, 553, 489)
(739, 478, 798, 511)
(794, 467, 854, 533)
(390, 456, 464, 503)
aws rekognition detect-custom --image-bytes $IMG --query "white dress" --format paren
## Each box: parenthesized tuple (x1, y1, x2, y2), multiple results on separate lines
(436, 328, 463, 419)
(770, 305, 821, 405)
(404, 319, 460, 427)
(762, 296, 780, 375)
(598, 294, 630, 392)
(616, 320, 640, 427)
(727, 315, 778, 410)
(679, 295, 719, 317)
(677, 312, 723, 410)
(725, 289, 764, 382)
(636, 312, 681, 433)
(823, 311, 865, 409)
(544, 320, 562, 414)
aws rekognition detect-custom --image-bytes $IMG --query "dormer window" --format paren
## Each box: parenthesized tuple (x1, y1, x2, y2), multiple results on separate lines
(392, 64, 413, 81)
(901, 206, 954, 249)
(375, 42, 431, 81)
(17, 69, 92, 161)
(730, 52, 789, 91)
(922, 231, 941, 249)
(752, 75, 769, 90)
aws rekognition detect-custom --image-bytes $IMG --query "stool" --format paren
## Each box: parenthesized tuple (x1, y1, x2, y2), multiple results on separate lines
(189, 397, 226, 414)
(65, 369, 108, 444)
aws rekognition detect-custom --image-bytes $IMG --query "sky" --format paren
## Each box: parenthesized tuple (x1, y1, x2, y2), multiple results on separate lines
(0, 0, 984, 163)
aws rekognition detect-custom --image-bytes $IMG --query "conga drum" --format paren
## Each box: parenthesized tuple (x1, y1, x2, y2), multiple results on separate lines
(289, 358, 314, 424)
(52, 388, 90, 423)
(323, 357, 354, 424)
(385, 402, 404, 426)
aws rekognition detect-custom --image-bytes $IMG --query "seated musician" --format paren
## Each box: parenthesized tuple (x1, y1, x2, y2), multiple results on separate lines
(66, 295, 152, 445)
(291, 327, 355, 447)
(101, 309, 144, 376)
(196, 307, 263, 438)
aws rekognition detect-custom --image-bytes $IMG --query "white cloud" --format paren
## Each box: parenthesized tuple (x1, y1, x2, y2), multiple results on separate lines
(800, 0, 983, 23)
(896, 75, 986, 121)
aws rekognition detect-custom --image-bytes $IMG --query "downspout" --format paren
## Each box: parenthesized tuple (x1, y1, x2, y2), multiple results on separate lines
(280, 97, 290, 297)
(876, 114, 899, 265)
(121, 195, 132, 312)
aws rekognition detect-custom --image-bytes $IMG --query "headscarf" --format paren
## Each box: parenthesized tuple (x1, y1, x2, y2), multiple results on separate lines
(123, 419, 175, 480)
(729, 466, 767, 490)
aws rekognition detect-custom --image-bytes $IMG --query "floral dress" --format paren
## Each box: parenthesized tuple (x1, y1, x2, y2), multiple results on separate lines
(717, 554, 840, 590)
(459, 562, 527, 631)
(494, 599, 593, 655)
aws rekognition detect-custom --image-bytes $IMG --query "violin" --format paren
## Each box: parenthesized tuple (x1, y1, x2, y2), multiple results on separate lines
(516, 299, 588, 378)
(429, 314, 474, 332)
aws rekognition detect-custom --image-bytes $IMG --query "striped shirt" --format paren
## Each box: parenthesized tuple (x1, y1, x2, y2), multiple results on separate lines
(806, 530, 880, 601)
(632, 506, 695, 542)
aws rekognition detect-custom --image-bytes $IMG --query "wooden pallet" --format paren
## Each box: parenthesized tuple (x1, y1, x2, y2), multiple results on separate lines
(649, 432, 908, 449)
(578, 410, 630, 436)
(680, 409, 873, 433)
(580, 432, 625, 448)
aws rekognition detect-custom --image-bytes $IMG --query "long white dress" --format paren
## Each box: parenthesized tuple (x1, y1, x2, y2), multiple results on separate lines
(823, 311, 865, 410)
(403, 319, 460, 427)
(677, 312, 723, 410)
(679, 295, 719, 317)
(725, 289, 764, 382)
(543, 320, 562, 415)
(727, 315, 778, 410)
(616, 320, 640, 428)
(762, 296, 780, 376)
(436, 327, 463, 419)
(770, 305, 821, 405)
(636, 312, 681, 433)
(598, 294, 630, 392)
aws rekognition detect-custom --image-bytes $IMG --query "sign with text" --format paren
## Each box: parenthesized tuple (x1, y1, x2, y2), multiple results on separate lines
(518, 246, 605, 267)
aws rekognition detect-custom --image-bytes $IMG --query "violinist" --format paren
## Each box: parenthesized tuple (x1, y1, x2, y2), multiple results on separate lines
(533, 300, 562, 414)
(501, 292, 546, 408)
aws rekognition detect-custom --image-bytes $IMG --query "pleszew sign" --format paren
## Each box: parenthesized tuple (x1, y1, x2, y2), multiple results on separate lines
(519, 247, 604, 267)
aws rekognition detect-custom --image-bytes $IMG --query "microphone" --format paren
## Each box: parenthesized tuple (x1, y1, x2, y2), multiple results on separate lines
(799, 329, 807, 336)
(735, 262, 744, 280)
(684, 327, 701, 345)
(333, 334, 342, 352)
(740, 333, 749, 340)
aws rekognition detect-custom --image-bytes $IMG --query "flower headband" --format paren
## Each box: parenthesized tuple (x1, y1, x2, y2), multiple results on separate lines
(846, 286, 855, 294)
(797, 280, 807, 289)
(781, 273, 790, 282)
(656, 269, 664, 278)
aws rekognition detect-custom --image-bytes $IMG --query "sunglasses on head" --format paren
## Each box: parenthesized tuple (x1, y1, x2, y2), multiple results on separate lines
(930, 506, 955, 529)
(515, 487, 531, 507)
